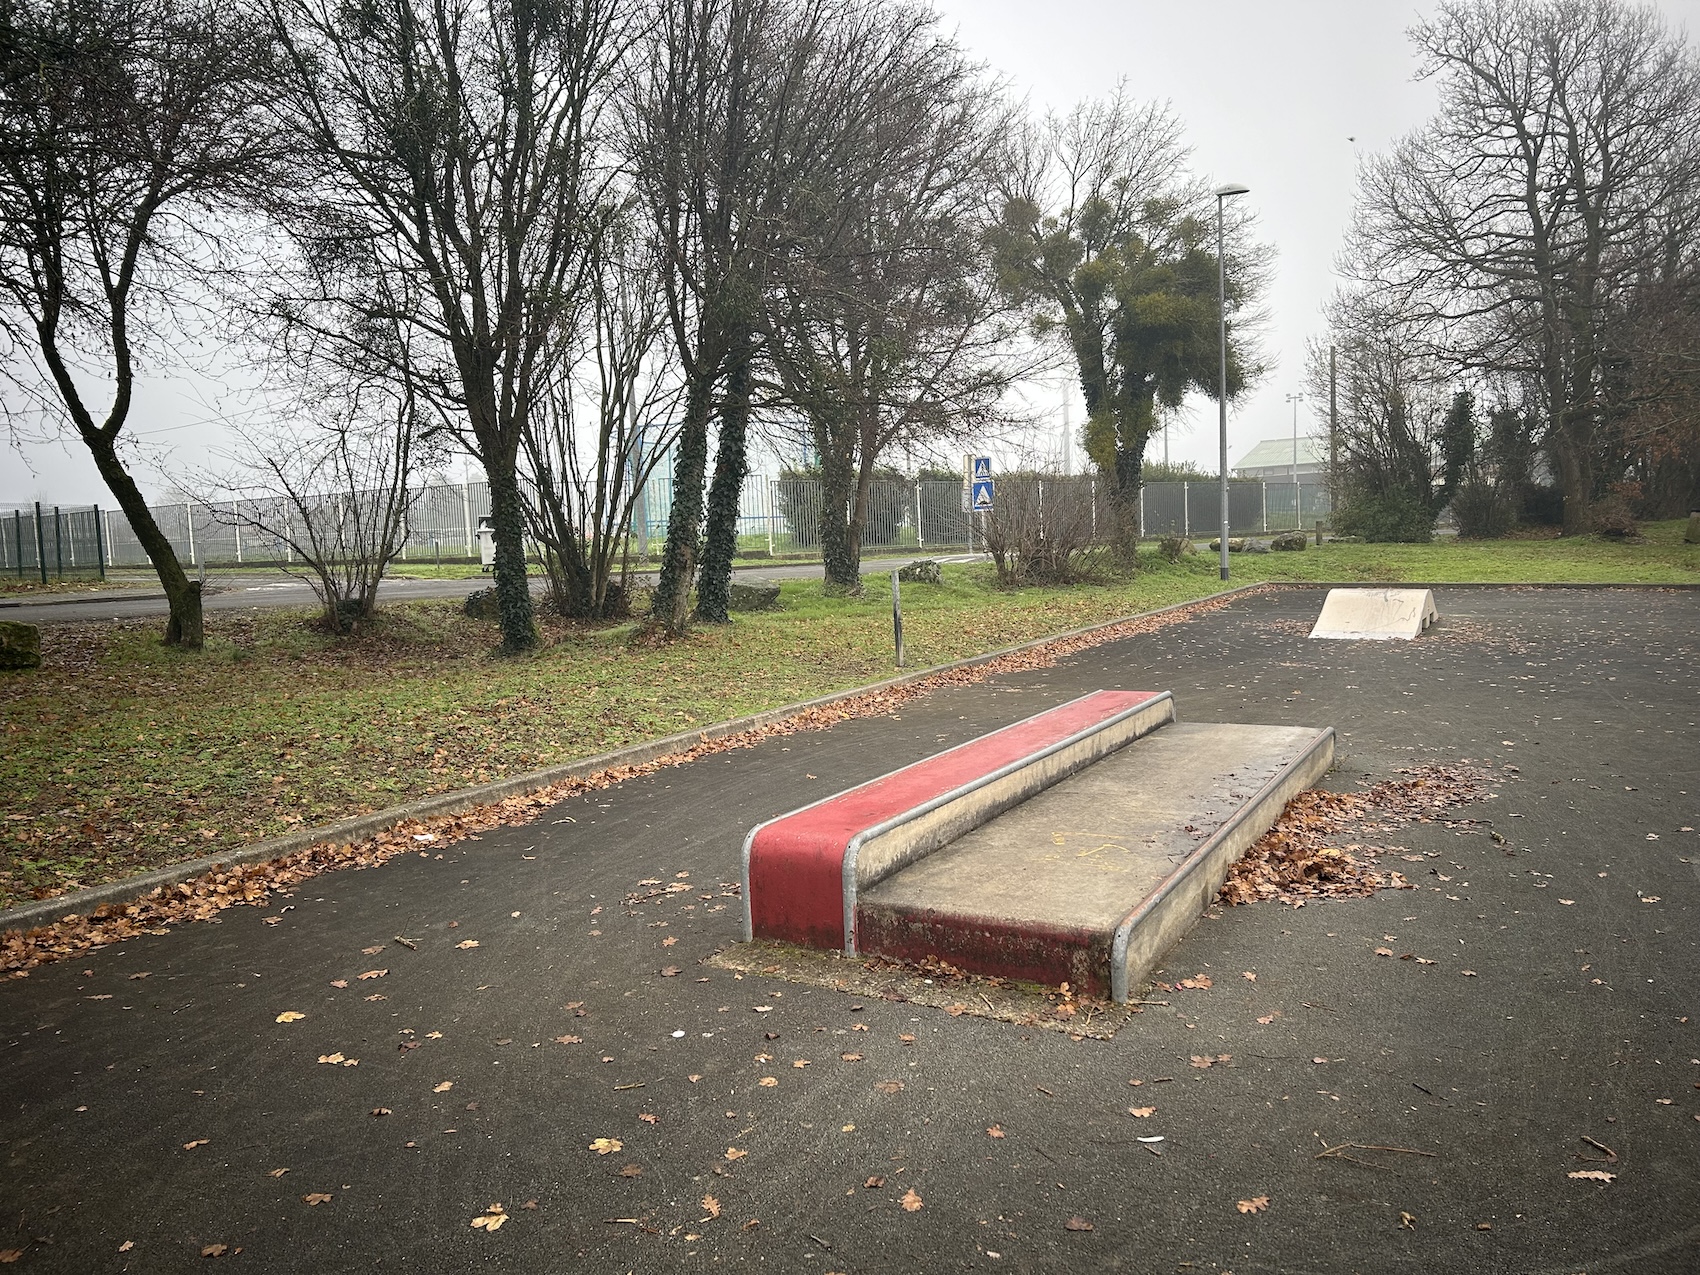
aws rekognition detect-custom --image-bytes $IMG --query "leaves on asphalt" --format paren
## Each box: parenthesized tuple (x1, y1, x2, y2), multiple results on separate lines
(455, 940, 480, 950)
(433, 1081, 453, 1093)
(589, 1138, 622, 1155)
(900, 1188, 924, 1212)
(1064, 1216, 1093, 1231)
(1568, 1170, 1615, 1182)
(725, 1147, 747, 1161)
(1237, 1196, 1270, 1214)
(183, 1139, 209, 1150)
(1176, 974, 1213, 990)
(301, 1193, 332, 1206)
(275, 1011, 305, 1023)
(470, 1204, 508, 1231)
(1128, 1106, 1156, 1118)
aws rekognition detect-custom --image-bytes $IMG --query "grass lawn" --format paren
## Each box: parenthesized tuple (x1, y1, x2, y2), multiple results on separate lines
(2, 522, 1695, 910)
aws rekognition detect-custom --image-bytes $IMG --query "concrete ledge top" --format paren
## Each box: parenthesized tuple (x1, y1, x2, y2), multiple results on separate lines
(743, 689, 1170, 952)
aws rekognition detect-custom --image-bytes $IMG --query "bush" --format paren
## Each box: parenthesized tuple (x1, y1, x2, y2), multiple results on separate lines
(1451, 480, 1516, 539)
(1590, 494, 1639, 538)
(1333, 492, 1435, 543)
(1519, 483, 1564, 526)
(1157, 535, 1193, 563)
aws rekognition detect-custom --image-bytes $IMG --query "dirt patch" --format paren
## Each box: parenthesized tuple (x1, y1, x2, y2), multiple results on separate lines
(708, 942, 1140, 1040)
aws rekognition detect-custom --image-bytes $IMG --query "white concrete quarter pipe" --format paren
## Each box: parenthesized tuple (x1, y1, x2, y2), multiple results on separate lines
(1309, 587, 1439, 641)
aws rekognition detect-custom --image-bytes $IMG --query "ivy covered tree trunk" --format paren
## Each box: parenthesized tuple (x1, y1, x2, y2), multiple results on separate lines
(650, 371, 716, 635)
(1111, 446, 1143, 570)
(817, 428, 858, 590)
(486, 458, 536, 653)
(696, 336, 754, 623)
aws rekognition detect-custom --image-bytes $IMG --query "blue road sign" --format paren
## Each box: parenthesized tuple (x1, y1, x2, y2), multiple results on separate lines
(972, 455, 992, 481)
(971, 478, 995, 511)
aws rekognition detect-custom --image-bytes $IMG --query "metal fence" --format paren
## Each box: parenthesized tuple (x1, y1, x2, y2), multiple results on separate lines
(1, 474, 1332, 578)
(1138, 480, 1331, 538)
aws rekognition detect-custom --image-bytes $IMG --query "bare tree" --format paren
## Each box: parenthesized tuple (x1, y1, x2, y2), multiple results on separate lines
(268, 0, 636, 650)
(521, 212, 683, 618)
(207, 385, 420, 631)
(1344, 0, 1700, 533)
(760, 16, 1032, 589)
(0, 0, 285, 646)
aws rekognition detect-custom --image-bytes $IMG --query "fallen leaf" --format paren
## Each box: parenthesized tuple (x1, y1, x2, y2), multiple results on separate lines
(0, 1251, 22, 1264)
(330, 979, 349, 989)
(865, 1175, 886, 1188)
(370, 1108, 391, 1117)
(301, 1193, 332, 1206)
(318, 1053, 346, 1065)
(1312, 1057, 1329, 1065)
(1256, 1014, 1276, 1024)
(792, 1059, 810, 1068)
(660, 967, 681, 978)
(275, 1011, 306, 1023)
(900, 1188, 924, 1212)
(1237, 1196, 1270, 1214)
(875, 1080, 904, 1094)
(840, 1052, 863, 1062)
(183, 1139, 209, 1150)
(1559, 899, 1575, 906)
(119, 1241, 135, 1253)
(1064, 1216, 1094, 1231)
(638, 1113, 658, 1124)
(267, 1168, 289, 1178)
(433, 1081, 453, 1093)
(662, 936, 678, 947)
(362, 945, 385, 955)
(554, 1035, 582, 1045)
(618, 1164, 643, 1178)
(1399, 1211, 1416, 1230)
(470, 1204, 508, 1231)
(1374, 947, 1394, 958)
(1461, 970, 1478, 977)
(456, 940, 480, 950)
(725, 1147, 748, 1161)
(1242, 971, 1257, 981)
(701, 1194, 721, 1218)
(1177, 975, 1213, 990)
(1568, 1170, 1615, 1182)
(987, 1124, 1005, 1137)
(589, 1138, 623, 1155)
(201, 1243, 228, 1257)
(758, 1077, 778, 1088)
(358, 969, 387, 980)
(1128, 1106, 1156, 1118)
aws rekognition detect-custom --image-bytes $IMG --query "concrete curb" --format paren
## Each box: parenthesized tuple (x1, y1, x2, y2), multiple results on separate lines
(0, 590, 166, 609)
(0, 583, 1269, 935)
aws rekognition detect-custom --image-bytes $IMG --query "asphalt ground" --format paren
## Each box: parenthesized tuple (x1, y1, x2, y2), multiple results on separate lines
(0, 556, 966, 624)
(1, 586, 1695, 1273)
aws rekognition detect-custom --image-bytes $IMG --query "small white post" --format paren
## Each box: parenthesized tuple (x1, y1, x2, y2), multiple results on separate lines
(233, 500, 243, 563)
(185, 502, 196, 566)
(1182, 481, 1190, 537)
(766, 478, 775, 556)
(461, 480, 473, 556)
(915, 482, 924, 550)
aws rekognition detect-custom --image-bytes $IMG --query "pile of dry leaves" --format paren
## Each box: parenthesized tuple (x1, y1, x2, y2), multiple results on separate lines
(1219, 764, 1499, 905)
(3, 589, 1253, 979)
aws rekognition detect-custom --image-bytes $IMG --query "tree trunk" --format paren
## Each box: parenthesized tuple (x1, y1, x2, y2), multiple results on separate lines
(650, 369, 716, 636)
(696, 338, 754, 623)
(486, 459, 537, 652)
(817, 430, 858, 590)
(1110, 445, 1142, 570)
(85, 430, 204, 647)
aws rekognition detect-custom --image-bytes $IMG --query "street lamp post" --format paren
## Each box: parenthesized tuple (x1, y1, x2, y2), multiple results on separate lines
(1286, 391, 1304, 528)
(1215, 183, 1249, 581)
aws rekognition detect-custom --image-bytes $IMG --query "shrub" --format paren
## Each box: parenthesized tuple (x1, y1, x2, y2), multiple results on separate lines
(1333, 492, 1435, 543)
(1157, 535, 1193, 563)
(1451, 480, 1516, 539)
(1590, 494, 1639, 538)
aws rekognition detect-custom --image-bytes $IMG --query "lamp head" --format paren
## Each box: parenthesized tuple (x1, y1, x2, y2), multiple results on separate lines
(1214, 183, 1251, 198)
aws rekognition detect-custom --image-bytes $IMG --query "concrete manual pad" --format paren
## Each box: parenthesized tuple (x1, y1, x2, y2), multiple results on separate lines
(855, 720, 1334, 1001)
(1309, 586, 1438, 639)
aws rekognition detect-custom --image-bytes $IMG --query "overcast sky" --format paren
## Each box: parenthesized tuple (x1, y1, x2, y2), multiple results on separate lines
(5, 0, 1697, 506)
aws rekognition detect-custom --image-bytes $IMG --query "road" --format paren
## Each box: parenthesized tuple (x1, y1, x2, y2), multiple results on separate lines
(0, 554, 977, 625)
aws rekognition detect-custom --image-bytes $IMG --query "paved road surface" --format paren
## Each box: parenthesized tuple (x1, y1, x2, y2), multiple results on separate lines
(0, 555, 977, 625)
(2, 587, 1695, 1271)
